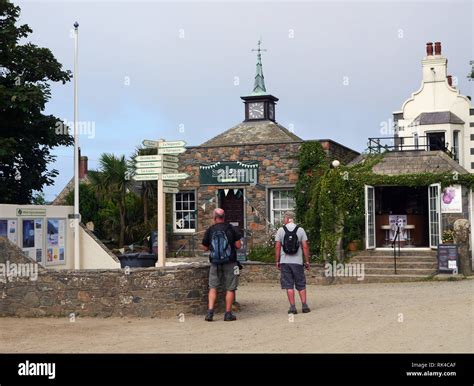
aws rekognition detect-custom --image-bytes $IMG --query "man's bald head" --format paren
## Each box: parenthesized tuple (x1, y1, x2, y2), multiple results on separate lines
(213, 208, 225, 223)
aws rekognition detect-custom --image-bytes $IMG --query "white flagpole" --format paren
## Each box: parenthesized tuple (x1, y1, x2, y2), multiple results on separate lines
(73, 21, 80, 269)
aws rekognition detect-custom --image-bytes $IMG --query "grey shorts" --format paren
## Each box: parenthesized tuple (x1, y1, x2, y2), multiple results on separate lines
(209, 262, 239, 291)
(280, 263, 306, 291)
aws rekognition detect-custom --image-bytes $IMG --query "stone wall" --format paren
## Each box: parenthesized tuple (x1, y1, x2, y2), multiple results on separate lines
(0, 238, 213, 317)
(240, 261, 358, 285)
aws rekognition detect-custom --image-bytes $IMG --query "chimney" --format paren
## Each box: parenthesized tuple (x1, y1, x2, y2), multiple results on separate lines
(426, 42, 433, 56)
(434, 41, 441, 55)
(79, 153, 88, 179)
(447, 75, 453, 86)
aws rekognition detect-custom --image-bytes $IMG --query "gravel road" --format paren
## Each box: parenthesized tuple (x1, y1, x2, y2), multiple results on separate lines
(0, 280, 472, 353)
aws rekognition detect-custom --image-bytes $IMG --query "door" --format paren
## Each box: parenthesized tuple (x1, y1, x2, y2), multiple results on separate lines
(365, 185, 376, 249)
(428, 183, 442, 248)
(219, 189, 244, 236)
(427, 132, 445, 151)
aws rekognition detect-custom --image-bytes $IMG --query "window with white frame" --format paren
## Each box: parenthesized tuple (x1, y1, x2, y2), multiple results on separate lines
(173, 191, 196, 232)
(270, 189, 295, 225)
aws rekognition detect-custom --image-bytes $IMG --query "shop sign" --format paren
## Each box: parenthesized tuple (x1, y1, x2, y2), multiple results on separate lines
(200, 161, 259, 185)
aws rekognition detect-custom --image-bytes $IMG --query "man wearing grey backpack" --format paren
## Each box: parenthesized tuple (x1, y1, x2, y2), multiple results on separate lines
(202, 208, 242, 322)
(275, 211, 311, 314)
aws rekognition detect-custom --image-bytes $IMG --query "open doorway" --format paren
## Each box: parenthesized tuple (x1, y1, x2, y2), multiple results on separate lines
(218, 188, 245, 236)
(373, 186, 430, 247)
(427, 132, 446, 151)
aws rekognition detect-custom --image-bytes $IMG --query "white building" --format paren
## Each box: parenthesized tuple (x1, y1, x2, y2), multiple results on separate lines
(392, 41, 473, 170)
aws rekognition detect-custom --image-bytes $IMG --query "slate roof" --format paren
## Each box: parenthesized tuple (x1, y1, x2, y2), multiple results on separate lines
(349, 150, 469, 176)
(200, 120, 303, 147)
(411, 111, 465, 126)
(51, 175, 91, 205)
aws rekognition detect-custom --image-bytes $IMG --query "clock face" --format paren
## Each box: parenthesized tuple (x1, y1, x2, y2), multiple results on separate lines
(268, 104, 274, 120)
(248, 102, 264, 119)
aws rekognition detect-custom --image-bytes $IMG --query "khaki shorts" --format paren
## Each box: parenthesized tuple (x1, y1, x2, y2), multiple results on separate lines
(209, 262, 239, 291)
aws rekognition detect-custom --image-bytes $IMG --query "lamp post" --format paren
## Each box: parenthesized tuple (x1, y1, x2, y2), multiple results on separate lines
(73, 21, 80, 269)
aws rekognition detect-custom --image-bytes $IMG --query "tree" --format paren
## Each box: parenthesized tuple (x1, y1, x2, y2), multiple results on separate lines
(468, 60, 474, 81)
(0, 1, 72, 204)
(88, 154, 132, 248)
(130, 147, 156, 226)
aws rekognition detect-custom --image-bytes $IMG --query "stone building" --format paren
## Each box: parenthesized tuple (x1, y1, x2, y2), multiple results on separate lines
(170, 44, 358, 256)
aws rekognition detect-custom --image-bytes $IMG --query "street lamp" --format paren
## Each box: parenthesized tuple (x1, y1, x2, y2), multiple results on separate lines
(73, 21, 80, 269)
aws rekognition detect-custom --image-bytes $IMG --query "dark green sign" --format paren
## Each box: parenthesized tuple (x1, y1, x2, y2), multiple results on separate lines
(200, 161, 259, 185)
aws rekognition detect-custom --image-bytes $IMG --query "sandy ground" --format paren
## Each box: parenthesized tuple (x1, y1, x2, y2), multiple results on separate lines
(0, 280, 472, 353)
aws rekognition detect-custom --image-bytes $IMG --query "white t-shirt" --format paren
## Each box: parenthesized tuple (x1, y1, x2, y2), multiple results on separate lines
(275, 222, 308, 265)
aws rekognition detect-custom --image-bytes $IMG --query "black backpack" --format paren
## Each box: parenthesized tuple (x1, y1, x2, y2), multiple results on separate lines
(209, 224, 233, 264)
(282, 225, 300, 255)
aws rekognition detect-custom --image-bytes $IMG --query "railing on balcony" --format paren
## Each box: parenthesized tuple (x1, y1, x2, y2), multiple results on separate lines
(367, 135, 456, 160)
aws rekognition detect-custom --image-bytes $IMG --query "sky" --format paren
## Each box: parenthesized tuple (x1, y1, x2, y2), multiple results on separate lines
(15, 0, 474, 201)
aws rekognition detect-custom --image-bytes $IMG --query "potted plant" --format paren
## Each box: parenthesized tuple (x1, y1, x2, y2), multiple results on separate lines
(442, 229, 455, 244)
(348, 240, 361, 252)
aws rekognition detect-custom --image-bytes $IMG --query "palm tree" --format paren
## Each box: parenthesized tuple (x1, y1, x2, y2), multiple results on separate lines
(130, 147, 157, 226)
(89, 153, 131, 248)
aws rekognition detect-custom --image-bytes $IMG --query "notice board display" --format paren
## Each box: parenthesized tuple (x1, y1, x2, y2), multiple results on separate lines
(22, 218, 43, 263)
(437, 244, 459, 273)
(46, 219, 67, 266)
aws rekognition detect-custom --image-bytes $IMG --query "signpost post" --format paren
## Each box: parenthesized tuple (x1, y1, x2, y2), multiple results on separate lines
(135, 139, 188, 267)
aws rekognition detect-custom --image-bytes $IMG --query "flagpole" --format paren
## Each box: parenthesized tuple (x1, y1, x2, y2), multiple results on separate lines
(73, 21, 80, 269)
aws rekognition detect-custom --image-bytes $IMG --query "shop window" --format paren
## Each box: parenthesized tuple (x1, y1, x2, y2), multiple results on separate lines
(173, 191, 196, 232)
(270, 189, 295, 225)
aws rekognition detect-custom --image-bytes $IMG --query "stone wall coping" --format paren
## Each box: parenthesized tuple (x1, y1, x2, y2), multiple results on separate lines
(243, 260, 325, 268)
(37, 262, 210, 275)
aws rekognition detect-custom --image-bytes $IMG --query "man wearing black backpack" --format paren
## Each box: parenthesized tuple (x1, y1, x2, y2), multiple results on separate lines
(202, 208, 242, 322)
(275, 211, 311, 314)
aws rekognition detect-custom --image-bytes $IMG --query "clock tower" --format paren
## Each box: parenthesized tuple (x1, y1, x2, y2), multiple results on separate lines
(241, 40, 278, 122)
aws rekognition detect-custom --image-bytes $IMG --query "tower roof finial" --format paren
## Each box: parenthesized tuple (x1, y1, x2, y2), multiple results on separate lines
(251, 39, 267, 95)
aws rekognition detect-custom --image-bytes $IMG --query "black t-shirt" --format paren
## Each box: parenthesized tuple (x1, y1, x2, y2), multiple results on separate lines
(202, 223, 242, 262)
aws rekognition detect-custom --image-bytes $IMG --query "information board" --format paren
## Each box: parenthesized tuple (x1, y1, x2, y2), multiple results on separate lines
(437, 244, 459, 273)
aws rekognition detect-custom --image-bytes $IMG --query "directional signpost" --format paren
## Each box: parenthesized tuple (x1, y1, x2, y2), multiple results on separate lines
(158, 147, 186, 155)
(163, 180, 179, 188)
(132, 174, 160, 181)
(162, 173, 189, 180)
(163, 187, 179, 194)
(135, 139, 189, 267)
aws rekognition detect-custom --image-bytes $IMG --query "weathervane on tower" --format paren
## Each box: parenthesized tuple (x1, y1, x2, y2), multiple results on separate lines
(251, 39, 267, 95)
(241, 39, 278, 122)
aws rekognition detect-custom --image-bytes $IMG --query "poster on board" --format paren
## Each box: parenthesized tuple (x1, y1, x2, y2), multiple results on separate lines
(441, 185, 462, 213)
(46, 219, 66, 265)
(0, 219, 17, 244)
(22, 219, 43, 262)
(388, 215, 407, 241)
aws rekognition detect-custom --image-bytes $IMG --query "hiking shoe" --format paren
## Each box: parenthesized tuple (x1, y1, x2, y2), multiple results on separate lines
(288, 306, 298, 314)
(224, 312, 237, 321)
(302, 304, 311, 313)
(232, 301, 241, 312)
(204, 310, 214, 322)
